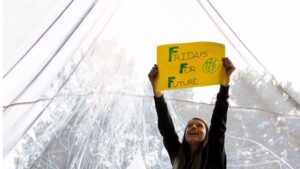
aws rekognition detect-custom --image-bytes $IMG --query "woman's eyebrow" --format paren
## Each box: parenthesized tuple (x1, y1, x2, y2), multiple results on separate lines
(188, 122, 203, 125)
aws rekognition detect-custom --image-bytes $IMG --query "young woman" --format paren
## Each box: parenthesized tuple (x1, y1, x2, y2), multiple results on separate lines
(148, 57, 235, 169)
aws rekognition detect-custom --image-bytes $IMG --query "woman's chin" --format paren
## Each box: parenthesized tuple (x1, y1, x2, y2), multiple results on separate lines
(187, 138, 202, 144)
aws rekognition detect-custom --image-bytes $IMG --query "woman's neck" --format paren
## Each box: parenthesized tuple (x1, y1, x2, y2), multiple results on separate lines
(189, 143, 202, 155)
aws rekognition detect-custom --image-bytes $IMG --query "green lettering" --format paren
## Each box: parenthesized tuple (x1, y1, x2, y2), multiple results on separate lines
(169, 46, 179, 62)
(168, 76, 176, 88)
(179, 63, 188, 73)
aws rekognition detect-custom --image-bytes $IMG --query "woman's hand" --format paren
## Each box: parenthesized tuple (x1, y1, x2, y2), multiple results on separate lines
(222, 57, 236, 86)
(148, 64, 163, 97)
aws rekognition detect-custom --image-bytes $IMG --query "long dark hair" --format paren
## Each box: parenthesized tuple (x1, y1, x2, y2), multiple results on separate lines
(173, 118, 209, 169)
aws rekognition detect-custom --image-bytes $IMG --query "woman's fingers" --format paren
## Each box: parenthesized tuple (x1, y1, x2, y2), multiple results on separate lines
(148, 64, 159, 80)
(223, 58, 235, 69)
(223, 58, 230, 66)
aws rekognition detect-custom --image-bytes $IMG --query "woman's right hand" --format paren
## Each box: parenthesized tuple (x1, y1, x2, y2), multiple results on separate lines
(148, 64, 163, 97)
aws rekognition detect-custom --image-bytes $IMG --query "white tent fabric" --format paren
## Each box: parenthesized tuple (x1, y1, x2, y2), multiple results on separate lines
(3, 0, 300, 168)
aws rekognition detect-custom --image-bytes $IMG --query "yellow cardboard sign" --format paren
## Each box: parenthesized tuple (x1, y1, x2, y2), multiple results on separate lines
(156, 42, 226, 90)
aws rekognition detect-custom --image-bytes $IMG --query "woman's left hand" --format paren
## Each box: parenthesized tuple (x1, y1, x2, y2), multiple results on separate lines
(222, 57, 236, 86)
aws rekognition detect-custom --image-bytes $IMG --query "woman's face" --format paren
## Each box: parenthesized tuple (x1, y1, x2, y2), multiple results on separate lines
(185, 119, 206, 144)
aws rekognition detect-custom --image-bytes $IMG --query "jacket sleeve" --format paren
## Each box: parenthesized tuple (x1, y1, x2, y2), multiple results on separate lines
(154, 95, 181, 162)
(207, 85, 229, 168)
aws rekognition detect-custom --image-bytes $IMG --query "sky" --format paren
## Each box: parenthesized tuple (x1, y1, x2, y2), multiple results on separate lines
(211, 0, 300, 89)
(98, 0, 300, 91)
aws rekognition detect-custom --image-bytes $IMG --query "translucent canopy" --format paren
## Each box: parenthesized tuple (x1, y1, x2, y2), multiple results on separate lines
(3, 0, 300, 168)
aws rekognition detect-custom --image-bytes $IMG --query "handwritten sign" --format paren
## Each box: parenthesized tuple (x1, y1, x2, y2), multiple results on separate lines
(156, 42, 226, 90)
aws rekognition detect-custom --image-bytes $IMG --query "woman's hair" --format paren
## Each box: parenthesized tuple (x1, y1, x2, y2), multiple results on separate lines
(172, 118, 209, 169)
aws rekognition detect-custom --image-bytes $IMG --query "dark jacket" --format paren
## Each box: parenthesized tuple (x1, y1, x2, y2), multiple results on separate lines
(154, 85, 229, 169)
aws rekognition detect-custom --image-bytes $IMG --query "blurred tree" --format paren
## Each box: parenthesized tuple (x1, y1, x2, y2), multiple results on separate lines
(230, 68, 299, 115)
